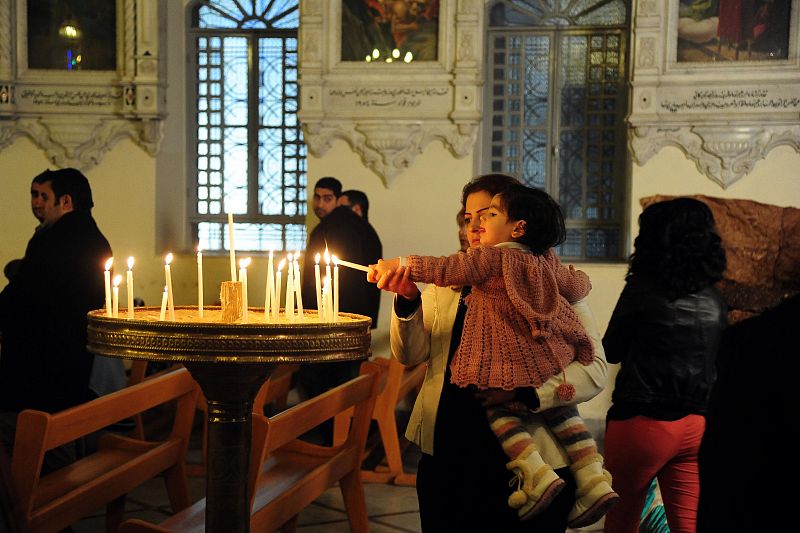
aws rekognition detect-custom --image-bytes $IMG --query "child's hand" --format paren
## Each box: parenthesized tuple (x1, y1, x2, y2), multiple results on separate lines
(371, 257, 401, 279)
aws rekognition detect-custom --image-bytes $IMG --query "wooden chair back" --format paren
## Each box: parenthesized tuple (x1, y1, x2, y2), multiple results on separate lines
(11, 367, 199, 533)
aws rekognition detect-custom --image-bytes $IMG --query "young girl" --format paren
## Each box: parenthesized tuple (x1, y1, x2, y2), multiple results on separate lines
(372, 184, 618, 526)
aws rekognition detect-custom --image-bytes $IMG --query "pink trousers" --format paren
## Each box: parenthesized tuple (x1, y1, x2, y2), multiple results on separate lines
(603, 414, 705, 533)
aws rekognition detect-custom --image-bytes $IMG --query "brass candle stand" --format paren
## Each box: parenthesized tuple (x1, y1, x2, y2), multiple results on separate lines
(87, 306, 371, 533)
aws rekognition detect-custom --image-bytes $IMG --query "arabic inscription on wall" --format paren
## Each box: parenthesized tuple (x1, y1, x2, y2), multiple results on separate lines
(660, 88, 800, 114)
(19, 88, 122, 109)
(326, 86, 452, 116)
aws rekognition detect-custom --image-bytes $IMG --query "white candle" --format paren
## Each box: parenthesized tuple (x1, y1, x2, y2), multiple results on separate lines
(334, 258, 372, 272)
(126, 256, 134, 319)
(264, 249, 274, 320)
(324, 249, 332, 322)
(197, 246, 204, 318)
(159, 285, 168, 321)
(332, 255, 339, 322)
(164, 253, 175, 321)
(104, 258, 113, 317)
(314, 253, 322, 314)
(274, 259, 285, 320)
(239, 257, 250, 322)
(285, 254, 295, 321)
(227, 213, 237, 282)
(294, 252, 304, 319)
(112, 275, 122, 318)
(322, 275, 331, 322)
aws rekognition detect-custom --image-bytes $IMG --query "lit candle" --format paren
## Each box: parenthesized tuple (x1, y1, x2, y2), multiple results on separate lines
(322, 275, 331, 322)
(164, 253, 175, 321)
(112, 275, 122, 318)
(332, 255, 339, 322)
(294, 252, 304, 319)
(159, 285, 168, 321)
(239, 257, 251, 322)
(324, 249, 333, 322)
(264, 249, 274, 320)
(126, 256, 134, 319)
(104, 258, 113, 317)
(274, 259, 285, 320)
(227, 212, 237, 282)
(314, 253, 322, 314)
(197, 246, 204, 318)
(285, 253, 295, 321)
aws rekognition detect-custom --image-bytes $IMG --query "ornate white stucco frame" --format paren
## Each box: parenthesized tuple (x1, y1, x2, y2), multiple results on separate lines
(0, 0, 165, 170)
(628, 0, 800, 188)
(298, 0, 483, 186)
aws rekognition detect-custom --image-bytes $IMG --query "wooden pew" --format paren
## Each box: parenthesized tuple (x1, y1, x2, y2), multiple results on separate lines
(185, 363, 299, 477)
(11, 367, 199, 533)
(119, 361, 381, 533)
(334, 356, 426, 485)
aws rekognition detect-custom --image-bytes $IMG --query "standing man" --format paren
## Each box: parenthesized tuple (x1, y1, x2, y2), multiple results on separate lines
(0, 168, 112, 471)
(300, 178, 383, 441)
(3, 171, 50, 281)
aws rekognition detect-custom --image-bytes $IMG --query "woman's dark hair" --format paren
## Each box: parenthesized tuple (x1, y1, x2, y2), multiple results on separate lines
(628, 197, 727, 299)
(461, 173, 519, 208)
(496, 184, 565, 254)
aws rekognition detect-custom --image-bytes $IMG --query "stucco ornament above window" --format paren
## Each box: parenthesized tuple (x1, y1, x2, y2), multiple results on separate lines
(0, 0, 166, 170)
(628, 0, 800, 188)
(298, 0, 481, 186)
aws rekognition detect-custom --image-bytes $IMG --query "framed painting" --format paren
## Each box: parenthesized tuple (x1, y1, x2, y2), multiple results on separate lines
(677, 0, 792, 62)
(340, 0, 440, 62)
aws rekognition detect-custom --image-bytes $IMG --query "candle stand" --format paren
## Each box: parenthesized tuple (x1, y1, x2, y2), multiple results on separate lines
(87, 307, 371, 533)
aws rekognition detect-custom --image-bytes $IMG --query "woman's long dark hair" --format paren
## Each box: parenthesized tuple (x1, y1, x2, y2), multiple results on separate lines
(628, 198, 727, 299)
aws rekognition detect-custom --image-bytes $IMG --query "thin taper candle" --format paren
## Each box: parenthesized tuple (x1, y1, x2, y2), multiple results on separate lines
(197, 246, 204, 318)
(332, 255, 339, 322)
(239, 257, 250, 322)
(159, 286, 168, 321)
(227, 213, 237, 281)
(274, 259, 285, 321)
(264, 249, 274, 320)
(335, 258, 371, 272)
(285, 254, 295, 321)
(324, 249, 332, 321)
(126, 257, 134, 319)
(314, 253, 322, 314)
(165, 253, 175, 321)
(104, 258, 113, 317)
(112, 275, 121, 318)
(294, 252, 304, 319)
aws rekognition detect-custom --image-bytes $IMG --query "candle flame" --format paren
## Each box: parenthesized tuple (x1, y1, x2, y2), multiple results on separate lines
(324, 248, 330, 264)
(165, 253, 173, 265)
(239, 257, 251, 268)
(277, 259, 286, 270)
(314, 253, 320, 264)
(127, 256, 135, 270)
(104, 258, 113, 271)
(332, 255, 339, 265)
(163, 285, 168, 293)
(294, 251, 301, 261)
(112, 274, 122, 287)
(287, 252, 293, 262)
(197, 244, 203, 254)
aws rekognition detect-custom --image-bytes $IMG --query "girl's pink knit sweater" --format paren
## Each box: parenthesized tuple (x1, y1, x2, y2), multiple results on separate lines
(406, 245, 594, 390)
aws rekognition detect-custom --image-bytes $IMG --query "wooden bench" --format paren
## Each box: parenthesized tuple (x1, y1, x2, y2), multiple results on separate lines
(119, 361, 380, 533)
(11, 367, 199, 533)
(334, 356, 426, 485)
(185, 363, 299, 477)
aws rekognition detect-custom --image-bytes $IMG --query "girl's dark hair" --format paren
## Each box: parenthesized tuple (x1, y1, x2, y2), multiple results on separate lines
(461, 173, 520, 208)
(628, 197, 727, 299)
(496, 184, 565, 255)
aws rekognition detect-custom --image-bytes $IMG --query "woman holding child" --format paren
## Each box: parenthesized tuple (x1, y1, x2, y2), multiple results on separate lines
(370, 174, 609, 532)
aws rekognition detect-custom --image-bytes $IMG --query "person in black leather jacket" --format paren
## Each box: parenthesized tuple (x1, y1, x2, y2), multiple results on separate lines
(601, 198, 727, 533)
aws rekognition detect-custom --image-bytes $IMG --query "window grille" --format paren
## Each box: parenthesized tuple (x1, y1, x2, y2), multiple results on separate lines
(485, 0, 629, 260)
(188, 0, 303, 253)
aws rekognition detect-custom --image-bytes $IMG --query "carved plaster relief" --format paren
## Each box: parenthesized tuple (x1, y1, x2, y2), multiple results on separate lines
(628, 0, 800, 188)
(0, 0, 166, 170)
(298, 0, 481, 186)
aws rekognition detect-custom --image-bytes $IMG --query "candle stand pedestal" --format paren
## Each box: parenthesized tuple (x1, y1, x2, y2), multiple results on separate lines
(87, 307, 371, 533)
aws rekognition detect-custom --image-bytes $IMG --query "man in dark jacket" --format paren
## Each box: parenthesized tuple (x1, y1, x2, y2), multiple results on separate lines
(299, 178, 382, 442)
(0, 168, 112, 471)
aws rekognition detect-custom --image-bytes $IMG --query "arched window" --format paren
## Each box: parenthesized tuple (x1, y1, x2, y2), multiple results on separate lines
(187, 0, 303, 253)
(484, 0, 629, 260)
